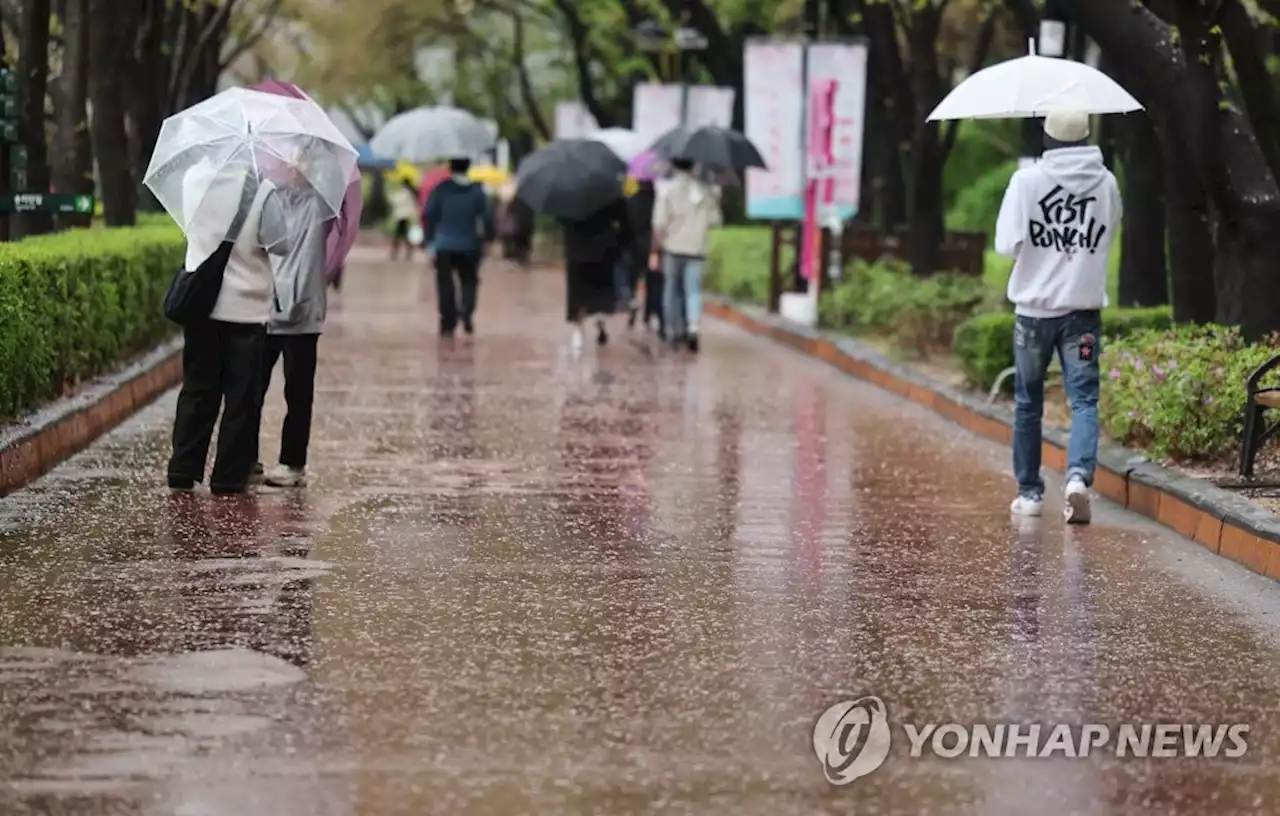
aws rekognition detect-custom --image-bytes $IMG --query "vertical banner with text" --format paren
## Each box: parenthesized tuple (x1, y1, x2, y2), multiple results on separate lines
(743, 39, 806, 219)
(804, 41, 869, 222)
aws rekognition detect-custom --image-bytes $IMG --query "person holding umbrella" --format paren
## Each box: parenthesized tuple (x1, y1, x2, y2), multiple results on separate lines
(514, 138, 632, 352)
(145, 87, 359, 494)
(423, 157, 493, 336)
(651, 157, 722, 352)
(250, 155, 334, 488)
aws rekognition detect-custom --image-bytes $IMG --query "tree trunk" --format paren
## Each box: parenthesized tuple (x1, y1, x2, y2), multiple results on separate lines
(16, 0, 54, 237)
(1063, 0, 1280, 337)
(87, 0, 136, 226)
(1116, 112, 1167, 307)
(53, 0, 92, 229)
(1160, 125, 1215, 323)
(906, 6, 945, 276)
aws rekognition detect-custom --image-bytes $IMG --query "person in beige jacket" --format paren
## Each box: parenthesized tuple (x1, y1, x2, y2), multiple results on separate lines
(651, 158, 721, 352)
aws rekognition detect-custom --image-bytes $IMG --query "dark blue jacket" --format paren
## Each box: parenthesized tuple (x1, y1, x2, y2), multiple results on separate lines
(423, 178, 493, 255)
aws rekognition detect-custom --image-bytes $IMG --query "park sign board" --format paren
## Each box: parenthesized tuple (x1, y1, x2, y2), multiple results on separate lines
(0, 193, 94, 214)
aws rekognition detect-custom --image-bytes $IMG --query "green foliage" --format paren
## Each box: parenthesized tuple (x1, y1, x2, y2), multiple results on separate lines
(947, 158, 1017, 238)
(953, 306, 1174, 391)
(704, 226, 793, 306)
(0, 225, 184, 421)
(1100, 325, 1279, 461)
(943, 120, 1020, 212)
(820, 259, 991, 355)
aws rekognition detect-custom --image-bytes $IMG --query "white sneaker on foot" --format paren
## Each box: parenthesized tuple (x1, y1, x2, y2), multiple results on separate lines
(1064, 477, 1092, 524)
(1010, 494, 1044, 516)
(570, 328, 584, 353)
(264, 465, 306, 487)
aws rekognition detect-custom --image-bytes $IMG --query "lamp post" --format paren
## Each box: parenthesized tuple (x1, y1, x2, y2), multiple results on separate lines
(1020, 4, 1071, 165)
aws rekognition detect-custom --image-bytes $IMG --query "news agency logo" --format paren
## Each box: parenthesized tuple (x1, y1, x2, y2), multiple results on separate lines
(813, 696, 1250, 786)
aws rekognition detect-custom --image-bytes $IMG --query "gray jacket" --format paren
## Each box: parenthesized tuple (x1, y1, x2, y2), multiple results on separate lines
(260, 185, 329, 335)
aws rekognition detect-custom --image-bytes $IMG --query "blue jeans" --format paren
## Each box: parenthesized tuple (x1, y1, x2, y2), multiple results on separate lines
(1013, 310, 1101, 497)
(613, 251, 632, 305)
(662, 254, 704, 336)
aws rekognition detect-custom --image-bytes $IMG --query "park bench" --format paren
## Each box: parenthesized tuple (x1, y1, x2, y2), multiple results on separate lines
(1239, 353, 1280, 478)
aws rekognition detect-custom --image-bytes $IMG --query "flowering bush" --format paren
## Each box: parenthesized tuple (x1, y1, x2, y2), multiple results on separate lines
(1099, 325, 1280, 461)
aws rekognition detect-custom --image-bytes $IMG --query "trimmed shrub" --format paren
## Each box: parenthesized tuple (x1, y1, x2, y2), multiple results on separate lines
(821, 259, 992, 355)
(953, 306, 1174, 390)
(704, 225, 791, 306)
(1100, 325, 1279, 461)
(948, 159, 1018, 238)
(0, 224, 184, 420)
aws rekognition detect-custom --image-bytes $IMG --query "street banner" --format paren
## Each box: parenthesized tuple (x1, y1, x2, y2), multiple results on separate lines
(632, 83, 683, 147)
(804, 41, 869, 221)
(743, 39, 805, 219)
(743, 38, 868, 222)
(684, 85, 735, 130)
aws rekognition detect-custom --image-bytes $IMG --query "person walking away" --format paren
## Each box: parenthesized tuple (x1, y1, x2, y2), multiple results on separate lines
(250, 172, 332, 488)
(995, 110, 1121, 524)
(560, 195, 632, 352)
(652, 157, 721, 352)
(424, 157, 493, 336)
(167, 160, 277, 494)
(625, 179, 657, 331)
(510, 197, 534, 266)
(387, 178, 419, 261)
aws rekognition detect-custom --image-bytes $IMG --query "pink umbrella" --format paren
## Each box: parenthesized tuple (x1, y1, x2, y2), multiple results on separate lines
(627, 150, 663, 181)
(250, 79, 362, 279)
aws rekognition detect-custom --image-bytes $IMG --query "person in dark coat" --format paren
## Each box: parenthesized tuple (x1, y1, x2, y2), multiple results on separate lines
(423, 157, 494, 336)
(560, 197, 632, 352)
(625, 180, 658, 331)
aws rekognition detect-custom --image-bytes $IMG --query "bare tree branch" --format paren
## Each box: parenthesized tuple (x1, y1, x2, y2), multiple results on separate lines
(219, 0, 285, 72)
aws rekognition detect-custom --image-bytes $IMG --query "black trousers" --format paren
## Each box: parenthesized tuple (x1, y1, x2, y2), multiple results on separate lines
(435, 251, 480, 331)
(253, 333, 319, 469)
(168, 319, 266, 492)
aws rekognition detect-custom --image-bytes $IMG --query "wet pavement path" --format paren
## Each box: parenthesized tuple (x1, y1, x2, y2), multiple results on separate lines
(2, 247, 1279, 815)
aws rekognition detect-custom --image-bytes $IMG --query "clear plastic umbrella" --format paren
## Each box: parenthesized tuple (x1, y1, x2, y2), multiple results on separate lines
(368, 106, 496, 163)
(143, 87, 358, 242)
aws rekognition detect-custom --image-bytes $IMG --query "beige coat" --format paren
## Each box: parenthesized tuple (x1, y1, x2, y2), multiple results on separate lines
(652, 172, 722, 258)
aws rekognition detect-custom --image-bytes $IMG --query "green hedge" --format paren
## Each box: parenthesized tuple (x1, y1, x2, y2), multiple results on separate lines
(0, 224, 184, 420)
(1100, 325, 1277, 461)
(820, 259, 998, 355)
(953, 306, 1174, 391)
(705, 225, 791, 306)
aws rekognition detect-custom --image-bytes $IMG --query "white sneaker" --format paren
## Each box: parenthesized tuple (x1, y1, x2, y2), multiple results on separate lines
(1064, 477, 1092, 524)
(264, 465, 306, 488)
(1010, 494, 1044, 516)
(570, 328, 584, 353)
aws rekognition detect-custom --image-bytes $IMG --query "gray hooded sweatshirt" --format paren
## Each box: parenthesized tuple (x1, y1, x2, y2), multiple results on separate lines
(260, 184, 330, 335)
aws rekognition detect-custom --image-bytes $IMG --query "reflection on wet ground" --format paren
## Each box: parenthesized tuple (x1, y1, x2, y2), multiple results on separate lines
(1, 247, 1279, 815)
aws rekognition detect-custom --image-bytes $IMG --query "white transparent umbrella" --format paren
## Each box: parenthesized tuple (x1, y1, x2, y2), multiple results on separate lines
(143, 87, 358, 241)
(927, 41, 1143, 121)
(368, 105, 496, 162)
(587, 127, 648, 161)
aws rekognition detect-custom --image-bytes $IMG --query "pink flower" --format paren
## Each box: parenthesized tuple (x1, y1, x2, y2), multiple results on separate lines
(1109, 368, 1122, 380)
(1134, 359, 1145, 371)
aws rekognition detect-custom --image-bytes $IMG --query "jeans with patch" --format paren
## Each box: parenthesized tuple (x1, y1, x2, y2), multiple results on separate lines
(1013, 310, 1101, 498)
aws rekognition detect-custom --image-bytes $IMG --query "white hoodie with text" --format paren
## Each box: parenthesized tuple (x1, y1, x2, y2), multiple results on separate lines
(994, 146, 1122, 318)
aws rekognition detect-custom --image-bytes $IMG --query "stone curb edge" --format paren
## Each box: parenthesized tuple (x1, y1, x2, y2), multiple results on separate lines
(705, 295, 1280, 582)
(0, 336, 183, 497)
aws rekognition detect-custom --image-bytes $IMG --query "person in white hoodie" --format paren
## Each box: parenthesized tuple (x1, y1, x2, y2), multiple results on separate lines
(167, 158, 278, 494)
(652, 157, 722, 352)
(994, 110, 1122, 524)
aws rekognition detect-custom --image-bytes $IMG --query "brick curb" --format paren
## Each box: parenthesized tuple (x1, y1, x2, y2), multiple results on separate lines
(705, 296, 1280, 581)
(0, 336, 183, 497)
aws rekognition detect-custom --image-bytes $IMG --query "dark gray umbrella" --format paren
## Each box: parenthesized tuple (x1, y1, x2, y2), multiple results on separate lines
(515, 139, 626, 220)
(648, 126, 767, 173)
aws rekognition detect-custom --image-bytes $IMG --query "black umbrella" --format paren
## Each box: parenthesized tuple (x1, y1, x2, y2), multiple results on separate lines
(648, 126, 767, 172)
(515, 139, 626, 220)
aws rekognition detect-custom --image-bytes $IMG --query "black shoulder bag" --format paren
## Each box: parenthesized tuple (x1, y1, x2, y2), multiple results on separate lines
(163, 177, 260, 326)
